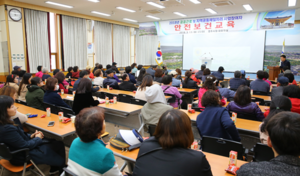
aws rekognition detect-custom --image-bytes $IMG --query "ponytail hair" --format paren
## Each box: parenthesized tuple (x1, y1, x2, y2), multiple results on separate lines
(184, 71, 192, 84)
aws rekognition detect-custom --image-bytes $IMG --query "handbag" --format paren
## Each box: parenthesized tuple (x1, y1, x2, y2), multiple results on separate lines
(109, 129, 143, 152)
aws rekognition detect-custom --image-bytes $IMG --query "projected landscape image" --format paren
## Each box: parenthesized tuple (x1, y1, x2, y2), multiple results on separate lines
(138, 22, 157, 36)
(159, 35, 183, 70)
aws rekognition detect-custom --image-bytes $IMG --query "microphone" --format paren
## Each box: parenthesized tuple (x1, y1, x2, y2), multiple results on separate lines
(209, 52, 213, 60)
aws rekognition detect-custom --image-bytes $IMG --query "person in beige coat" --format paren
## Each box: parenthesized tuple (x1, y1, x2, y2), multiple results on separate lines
(141, 84, 173, 125)
(17, 73, 32, 102)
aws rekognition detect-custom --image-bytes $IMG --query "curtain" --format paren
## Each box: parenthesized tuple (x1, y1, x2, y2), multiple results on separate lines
(24, 9, 50, 73)
(94, 21, 112, 67)
(62, 15, 87, 70)
(113, 24, 130, 67)
(135, 29, 158, 65)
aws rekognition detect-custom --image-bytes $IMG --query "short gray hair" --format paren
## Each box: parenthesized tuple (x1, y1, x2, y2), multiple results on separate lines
(234, 71, 242, 78)
(42, 68, 48, 73)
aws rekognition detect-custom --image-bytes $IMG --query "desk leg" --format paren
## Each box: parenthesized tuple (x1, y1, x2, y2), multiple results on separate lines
(126, 161, 135, 174)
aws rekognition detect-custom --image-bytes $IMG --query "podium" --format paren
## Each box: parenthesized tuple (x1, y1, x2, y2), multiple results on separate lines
(267, 66, 281, 80)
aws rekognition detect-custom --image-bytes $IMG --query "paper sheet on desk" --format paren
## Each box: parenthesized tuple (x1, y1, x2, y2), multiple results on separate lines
(66, 96, 73, 99)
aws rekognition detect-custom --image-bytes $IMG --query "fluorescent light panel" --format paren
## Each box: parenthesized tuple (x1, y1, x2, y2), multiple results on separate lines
(205, 8, 217, 14)
(243, 4, 253, 11)
(146, 2, 165, 9)
(123, 18, 138, 22)
(45, 1, 73, 8)
(190, 0, 201, 4)
(174, 12, 187, 17)
(88, 0, 100, 2)
(116, 7, 136, 13)
(146, 15, 160, 20)
(288, 0, 297, 6)
(91, 11, 110, 16)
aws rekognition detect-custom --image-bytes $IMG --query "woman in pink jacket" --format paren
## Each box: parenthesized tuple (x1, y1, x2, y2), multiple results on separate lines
(198, 75, 226, 108)
(35, 66, 43, 78)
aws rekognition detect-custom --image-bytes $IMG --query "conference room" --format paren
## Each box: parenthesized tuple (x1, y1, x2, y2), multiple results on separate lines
(0, 0, 300, 176)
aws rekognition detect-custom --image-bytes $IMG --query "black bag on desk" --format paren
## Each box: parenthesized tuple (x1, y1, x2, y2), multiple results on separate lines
(109, 129, 143, 152)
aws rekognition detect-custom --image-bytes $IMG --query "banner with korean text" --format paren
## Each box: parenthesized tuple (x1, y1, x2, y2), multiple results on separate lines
(138, 10, 295, 36)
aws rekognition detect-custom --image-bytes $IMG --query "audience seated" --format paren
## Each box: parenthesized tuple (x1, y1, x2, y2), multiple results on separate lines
(162, 65, 168, 75)
(53, 69, 69, 86)
(66, 67, 73, 79)
(197, 90, 240, 141)
(133, 109, 213, 176)
(0, 95, 66, 174)
(35, 65, 43, 78)
(86, 65, 95, 79)
(55, 72, 70, 94)
(146, 65, 157, 77)
(4, 74, 19, 93)
(66, 107, 122, 175)
(226, 85, 265, 121)
(103, 69, 119, 89)
(195, 64, 206, 79)
(112, 62, 120, 73)
(17, 73, 32, 101)
(0, 86, 27, 124)
(190, 68, 200, 84)
(198, 75, 226, 108)
(212, 66, 225, 81)
(284, 73, 297, 86)
(141, 84, 173, 125)
(119, 73, 137, 91)
(73, 71, 100, 92)
(131, 63, 138, 74)
(217, 81, 236, 99)
(182, 71, 198, 89)
(250, 70, 270, 94)
(237, 112, 300, 176)
(136, 65, 143, 78)
(93, 69, 104, 87)
(154, 69, 164, 83)
(11, 66, 26, 78)
(93, 63, 99, 74)
(168, 70, 181, 87)
(271, 76, 289, 100)
(240, 70, 250, 86)
(72, 66, 80, 78)
(278, 66, 290, 78)
(136, 68, 146, 86)
(99, 64, 106, 77)
(26, 77, 44, 110)
(260, 96, 291, 144)
(72, 78, 99, 114)
(125, 66, 137, 84)
(283, 85, 300, 114)
(161, 75, 182, 108)
(229, 71, 247, 90)
(175, 68, 182, 81)
(263, 71, 272, 86)
(43, 77, 71, 109)
(135, 75, 153, 101)
(41, 68, 51, 81)
(201, 68, 211, 83)
(106, 64, 121, 82)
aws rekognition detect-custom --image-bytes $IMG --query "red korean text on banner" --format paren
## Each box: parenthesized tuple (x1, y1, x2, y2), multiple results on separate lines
(227, 21, 235, 28)
(175, 25, 181, 31)
(194, 23, 201, 30)
(205, 23, 212, 29)
(184, 24, 191, 30)
(216, 22, 223, 28)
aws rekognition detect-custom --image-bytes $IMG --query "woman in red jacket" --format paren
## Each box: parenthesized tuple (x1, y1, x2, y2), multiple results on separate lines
(55, 72, 69, 94)
(283, 85, 300, 114)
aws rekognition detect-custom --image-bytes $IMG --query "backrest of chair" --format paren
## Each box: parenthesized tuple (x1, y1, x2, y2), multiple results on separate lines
(15, 99, 27, 106)
(0, 143, 12, 160)
(201, 136, 244, 160)
(192, 107, 204, 112)
(43, 102, 59, 114)
(254, 143, 274, 162)
(63, 168, 78, 176)
(236, 112, 261, 122)
(148, 124, 157, 136)
(253, 91, 269, 96)
(118, 94, 133, 103)
(104, 93, 116, 100)
(131, 98, 147, 106)
(164, 93, 176, 103)
(58, 106, 75, 118)
(251, 98, 265, 105)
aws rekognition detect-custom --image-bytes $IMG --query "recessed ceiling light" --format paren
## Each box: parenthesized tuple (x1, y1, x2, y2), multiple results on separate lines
(116, 7, 136, 13)
(146, 2, 165, 9)
(146, 15, 160, 20)
(91, 11, 110, 16)
(88, 0, 100, 2)
(45, 1, 73, 8)
(205, 8, 217, 14)
(173, 12, 187, 17)
(288, 0, 297, 6)
(123, 18, 138, 23)
(243, 4, 253, 11)
(189, 0, 201, 4)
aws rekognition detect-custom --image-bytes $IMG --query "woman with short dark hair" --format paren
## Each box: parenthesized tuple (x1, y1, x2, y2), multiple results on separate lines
(26, 77, 44, 110)
(197, 90, 241, 141)
(131, 63, 138, 74)
(55, 72, 70, 94)
(72, 66, 80, 78)
(154, 69, 164, 83)
(161, 75, 182, 108)
(283, 85, 300, 114)
(227, 85, 265, 121)
(0, 95, 66, 174)
(201, 68, 211, 82)
(72, 78, 99, 114)
(43, 77, 71, 109)
(66, 67, 73, 78)
(36, 65, 43, 78)
(133, 109, 213, 176)
(119, 73, 137, 91)
(65, 107, 122, 176)
(93, 69, 104, 87)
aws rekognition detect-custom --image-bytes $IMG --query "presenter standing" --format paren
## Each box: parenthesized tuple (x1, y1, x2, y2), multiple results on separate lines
(278, 55, 291, 72)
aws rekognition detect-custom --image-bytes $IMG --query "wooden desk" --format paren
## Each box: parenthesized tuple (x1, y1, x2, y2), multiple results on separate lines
(178, 88, 197, 93)
(106, 143, 247, 175)
(15, 103, 76, 140)
(252, 95, 271, 101)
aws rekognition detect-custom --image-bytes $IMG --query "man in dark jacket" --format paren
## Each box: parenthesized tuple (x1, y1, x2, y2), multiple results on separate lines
(229, 71, 247, 90)
(111, 62, 119, 73)
(279, 54, 291, 71)
(125, 66, 137, 84)
(72, 71, 99, 92)
(146, 65, 157, 77)
(119, 73, 137, 91)
(103, 69, 119, 89)
(212, 66, 224, 81)
(195, 64, 206, 79)
(271, 76, 289, 100)
(237, 112, 300, 176)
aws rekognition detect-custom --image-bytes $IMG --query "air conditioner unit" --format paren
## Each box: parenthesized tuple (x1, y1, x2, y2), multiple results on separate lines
(211, 1, 234, 7)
